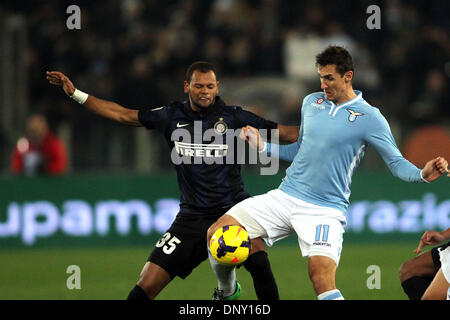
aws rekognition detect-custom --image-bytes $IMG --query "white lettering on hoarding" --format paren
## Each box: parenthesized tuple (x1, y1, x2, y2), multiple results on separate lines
(345, 193, 449, 233)
(0, 198, 178, 245)
(0, 193, 448, 245)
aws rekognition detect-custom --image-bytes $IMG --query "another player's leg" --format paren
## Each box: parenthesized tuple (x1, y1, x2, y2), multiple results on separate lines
(128, 214, 210, 300)
(398, 244, 444, 300)
(127, 262, 172, 300)
(243, 237, 279, 300)
(421, 268, 449, 300)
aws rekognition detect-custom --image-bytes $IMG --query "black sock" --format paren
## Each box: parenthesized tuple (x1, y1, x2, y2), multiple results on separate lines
(244, 251, 279, 300)
(127, 285, 150, 301)
(401, 276, 434, 300)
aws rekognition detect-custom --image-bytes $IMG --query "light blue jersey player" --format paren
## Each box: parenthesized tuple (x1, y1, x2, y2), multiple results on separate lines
(270, 89, 425, 216)
(207, 46, 449, 300)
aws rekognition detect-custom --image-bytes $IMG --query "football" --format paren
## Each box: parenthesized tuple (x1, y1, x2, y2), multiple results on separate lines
(209, 225, 251, 266)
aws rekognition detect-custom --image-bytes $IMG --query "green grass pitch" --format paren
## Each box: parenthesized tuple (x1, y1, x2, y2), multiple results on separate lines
(0, 241, 422, 300)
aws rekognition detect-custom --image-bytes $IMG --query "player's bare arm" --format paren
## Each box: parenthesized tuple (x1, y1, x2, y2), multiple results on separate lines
(421, 157, 449, 182)
(46, 71, 141, 126)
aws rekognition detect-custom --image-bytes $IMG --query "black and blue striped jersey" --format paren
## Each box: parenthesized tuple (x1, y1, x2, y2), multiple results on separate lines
(138, 96, 277, 217)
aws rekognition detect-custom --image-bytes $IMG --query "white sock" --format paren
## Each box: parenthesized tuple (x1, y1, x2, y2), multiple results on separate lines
(317, 289, 344, 300)
(208, 248, 236, 296)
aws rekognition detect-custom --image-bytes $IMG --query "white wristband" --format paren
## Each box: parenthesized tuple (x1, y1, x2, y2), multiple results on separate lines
(70, 89, 89, 104)
(420, 170, 430, 183)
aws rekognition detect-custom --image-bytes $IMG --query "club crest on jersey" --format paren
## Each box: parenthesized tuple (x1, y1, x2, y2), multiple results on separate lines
(347, 109, 364, 122)
(310, 98, 326, 110)
(214, 118, 227, 135)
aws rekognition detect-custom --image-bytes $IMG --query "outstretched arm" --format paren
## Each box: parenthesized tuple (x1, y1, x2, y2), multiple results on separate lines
(46, 71, 141, 126)
(366, 111, 449, 183)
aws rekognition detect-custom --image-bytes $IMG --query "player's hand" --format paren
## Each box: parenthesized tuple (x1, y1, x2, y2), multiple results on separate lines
(421, 156, 449, 182)
(414, 230, 445, 254)
(46, 71, 76, 96)
(240, 125, 264, 151)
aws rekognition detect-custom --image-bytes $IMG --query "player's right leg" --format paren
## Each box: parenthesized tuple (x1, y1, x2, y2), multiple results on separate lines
(129, 213, 215, 300)
(207, 214, 244, 300)
(207, 194, 285, 300)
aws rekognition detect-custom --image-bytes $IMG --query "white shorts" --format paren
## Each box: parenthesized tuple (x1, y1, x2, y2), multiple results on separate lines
(439, 245, 450, 284)
(226, 189, 346, 266)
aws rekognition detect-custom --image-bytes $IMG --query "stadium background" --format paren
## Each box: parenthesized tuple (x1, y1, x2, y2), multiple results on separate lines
(0, 0, 449, 300)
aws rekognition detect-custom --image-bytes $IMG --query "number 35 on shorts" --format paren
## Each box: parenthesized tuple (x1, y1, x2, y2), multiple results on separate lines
(156, 232, 181, 254)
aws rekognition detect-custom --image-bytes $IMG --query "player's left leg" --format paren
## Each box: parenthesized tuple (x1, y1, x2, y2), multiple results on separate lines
(243, 237, 279, 300)
(308, 255, 343, 299)
(290, 201, 345, 300)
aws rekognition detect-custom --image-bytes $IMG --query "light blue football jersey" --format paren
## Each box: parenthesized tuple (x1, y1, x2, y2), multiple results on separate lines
(266, 90, 425, 215)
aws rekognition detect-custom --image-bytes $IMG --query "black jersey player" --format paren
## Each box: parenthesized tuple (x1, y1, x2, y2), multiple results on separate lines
(47, 62, 299, 300)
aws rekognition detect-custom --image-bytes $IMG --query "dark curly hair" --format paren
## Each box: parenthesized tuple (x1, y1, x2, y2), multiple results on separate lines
(315, 46, 354, 77)
(185, 61, 216, 83)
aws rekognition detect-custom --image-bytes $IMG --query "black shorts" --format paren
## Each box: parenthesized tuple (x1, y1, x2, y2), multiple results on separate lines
(148, 213, 222, 279)
(431, 241, 450, 272)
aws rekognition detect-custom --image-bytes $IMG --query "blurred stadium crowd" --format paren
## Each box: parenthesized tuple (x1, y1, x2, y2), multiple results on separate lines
(0, 0, 449, 174)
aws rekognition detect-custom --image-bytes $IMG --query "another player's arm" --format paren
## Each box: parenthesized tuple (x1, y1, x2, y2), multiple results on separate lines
(415, 228, 450, 254)
(46, 71, 141, 126)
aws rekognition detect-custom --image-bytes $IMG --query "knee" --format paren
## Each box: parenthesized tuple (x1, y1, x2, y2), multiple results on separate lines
(207, 223, 218, 244)
(206, 214, 241, 244)
(398, 260, 413, 282)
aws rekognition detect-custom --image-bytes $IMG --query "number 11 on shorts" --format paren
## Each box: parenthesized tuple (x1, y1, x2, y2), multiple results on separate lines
(315, 224, 329, 242)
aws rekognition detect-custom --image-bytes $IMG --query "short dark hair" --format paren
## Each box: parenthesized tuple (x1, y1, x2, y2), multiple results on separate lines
(315, 46, 354, 77)
(185, 61, 216, 83)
